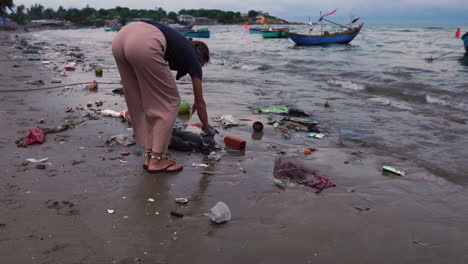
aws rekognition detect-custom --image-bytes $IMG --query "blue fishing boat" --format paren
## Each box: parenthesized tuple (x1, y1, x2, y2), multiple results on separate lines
(288, 24, 363, 45)
(462, 32, 468, 53)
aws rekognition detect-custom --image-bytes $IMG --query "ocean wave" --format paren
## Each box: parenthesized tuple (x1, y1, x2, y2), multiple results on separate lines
(426, 95, 468, 111)
(327, 79, 365, 90)
(367, 97, 414, 110)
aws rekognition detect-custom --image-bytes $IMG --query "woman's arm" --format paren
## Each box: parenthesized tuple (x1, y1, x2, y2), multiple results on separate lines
(191, 77, 210, 131)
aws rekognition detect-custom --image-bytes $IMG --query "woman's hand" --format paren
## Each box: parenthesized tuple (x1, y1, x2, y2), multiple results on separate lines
(191, 77, 210, 130)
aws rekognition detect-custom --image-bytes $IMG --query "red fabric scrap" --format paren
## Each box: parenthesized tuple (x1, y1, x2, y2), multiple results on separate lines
(23, 127, 45, 146)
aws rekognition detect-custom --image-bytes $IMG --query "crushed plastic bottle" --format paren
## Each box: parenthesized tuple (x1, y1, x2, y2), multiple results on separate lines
(208, 201, 231, 223)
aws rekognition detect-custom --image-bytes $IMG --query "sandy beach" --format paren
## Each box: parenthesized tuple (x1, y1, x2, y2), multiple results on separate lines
(0, 29, 467, 264)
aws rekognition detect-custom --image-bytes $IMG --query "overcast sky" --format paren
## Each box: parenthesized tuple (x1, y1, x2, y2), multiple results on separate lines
(12, 0, 468, 24)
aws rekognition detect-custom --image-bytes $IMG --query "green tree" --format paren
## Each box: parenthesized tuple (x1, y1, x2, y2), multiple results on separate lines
(10, 4, 27, 24)
(43, 8, 56, 19)
(64, 8, 83, 23)
(0, 0, 13, 15)
(27, 4, 45, 20)
(248, 10, 258, 18)
(167, 11, 178, 22)
(56, 6, 66, 20)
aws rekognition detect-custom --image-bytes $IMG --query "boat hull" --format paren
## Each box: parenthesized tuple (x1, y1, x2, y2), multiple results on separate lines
(249, 28, 264, 34)
(179, 29, 210, 38)
(262, 31, 288, 38)
(287, 25, 363, 45)
(462, 33, 468, 52)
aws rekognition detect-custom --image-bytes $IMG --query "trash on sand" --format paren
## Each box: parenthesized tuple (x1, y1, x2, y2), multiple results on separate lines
(178, 101, 191, 114)
(36, 164, 46, 169)
(87, 80, 98, 90)
(147, 198, 155, 202)
(170, 211, 184, 218)
(22, 127, 45, 146)
(95, 101, 103, 107)
(213, 115, 241, 128)
(324, 101, 330, 108)
(60, 70, 67, 76)
(257, 107, 288, 114)
(112, 88, 124, 95)
(42, 61, 51, 64)
(304, 150, 313, 155)
(274, 178, 287, 189)
(95, 67, 103, 76)
(382, 166, 406, 176)
(224, 136, 246, 150)
(288, 107, 309, 117)
(64, 62, 76, 71)
(208, 201, 231, 224)
(192, 163, 209, 168)
(107, 209, 115, 214)
(17, 120, 87, 147)
(307, 132, 325, 139)
(105, 134, 136, 146)
(175, 198, 189, 204)
(101, 109, 121, 117)
(120, 151, 130, 156)
(200, 127, 218, 148)
(24, 80, 44, 85)
(252, 121, 264, 132)
(208, 151, 223, 161)
(26, 157, 49, 163)
(412, 240, 432, 246)
(274, 156, 336, 193)
(51, 78, 62, 83)
(201, 171, 216, 175)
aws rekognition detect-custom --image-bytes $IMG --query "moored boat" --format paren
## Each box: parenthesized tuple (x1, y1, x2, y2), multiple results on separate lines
(462, 32, 468, 53)
(288, 24, 363, 45)
(249, 28, 264, 34)
(104, 27, 120, 32)
(262, 28, 289, 38)
(179, 28, 210, 38)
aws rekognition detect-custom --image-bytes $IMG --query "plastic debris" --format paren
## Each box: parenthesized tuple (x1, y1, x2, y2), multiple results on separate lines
(257, 107, 288, 114)
(87, 80, 98, 90)
(175, 198, 189, 204)
(208, 201, 231, 224)
(382, 166, 406, 176)
(26, 157, 49, 163)
(107, 209, 115, 214)
(224, 136, 246, 150)
(252, 121, 264, 132)
(307, 132, 325, 139)
(105, 134, 136, 146)
(192, 163, 209, 168)
(64, 62, 76, 71)
(213, 115, 241, 128)
(170, 211, 184, 218)
(25, 80, 44, 85)
(51, 78, 62, 83)
(208, 151, 223, 161)
(304, 150, 312, 155)
(147, 198, 155, 202)
(23, 127, 45, 146)
(274, 178, 287, 189)
(101, 109, 122, 117)
(120, 151, 130, 156)
(274, 156, 336, 193)
(36, 164, 46, 169)
(288, 107, 309, 117)
(95, 67, 103, 76)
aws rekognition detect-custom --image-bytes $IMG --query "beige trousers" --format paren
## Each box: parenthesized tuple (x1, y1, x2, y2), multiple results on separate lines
(112, 22, 180, 153)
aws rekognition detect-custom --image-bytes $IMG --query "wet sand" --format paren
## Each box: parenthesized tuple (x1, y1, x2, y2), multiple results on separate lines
(0, 30, 467, 264)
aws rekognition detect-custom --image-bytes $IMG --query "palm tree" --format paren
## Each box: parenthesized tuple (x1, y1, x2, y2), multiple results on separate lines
(0, 0, 14, 15)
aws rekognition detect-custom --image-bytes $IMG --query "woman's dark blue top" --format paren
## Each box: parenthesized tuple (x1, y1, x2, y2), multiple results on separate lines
(142, 21, 203, 80)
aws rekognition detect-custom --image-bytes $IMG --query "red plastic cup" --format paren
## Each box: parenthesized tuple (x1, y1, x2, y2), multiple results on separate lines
(224, 136, 246, 150)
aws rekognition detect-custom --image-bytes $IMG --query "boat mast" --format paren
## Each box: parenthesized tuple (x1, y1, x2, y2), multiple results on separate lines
(320, 11, 323, 35)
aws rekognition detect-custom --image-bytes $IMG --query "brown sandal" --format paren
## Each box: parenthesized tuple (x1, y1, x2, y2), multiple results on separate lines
(147, 155, 183, 173)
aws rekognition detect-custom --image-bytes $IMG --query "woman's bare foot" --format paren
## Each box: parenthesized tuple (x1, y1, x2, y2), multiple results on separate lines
(147, 153, 183, 173)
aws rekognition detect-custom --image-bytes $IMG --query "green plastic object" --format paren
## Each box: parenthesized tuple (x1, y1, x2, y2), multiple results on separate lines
(95, 67, 103, 76)
(257, 107, 288, 114)
(178, 101, 191, 114)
